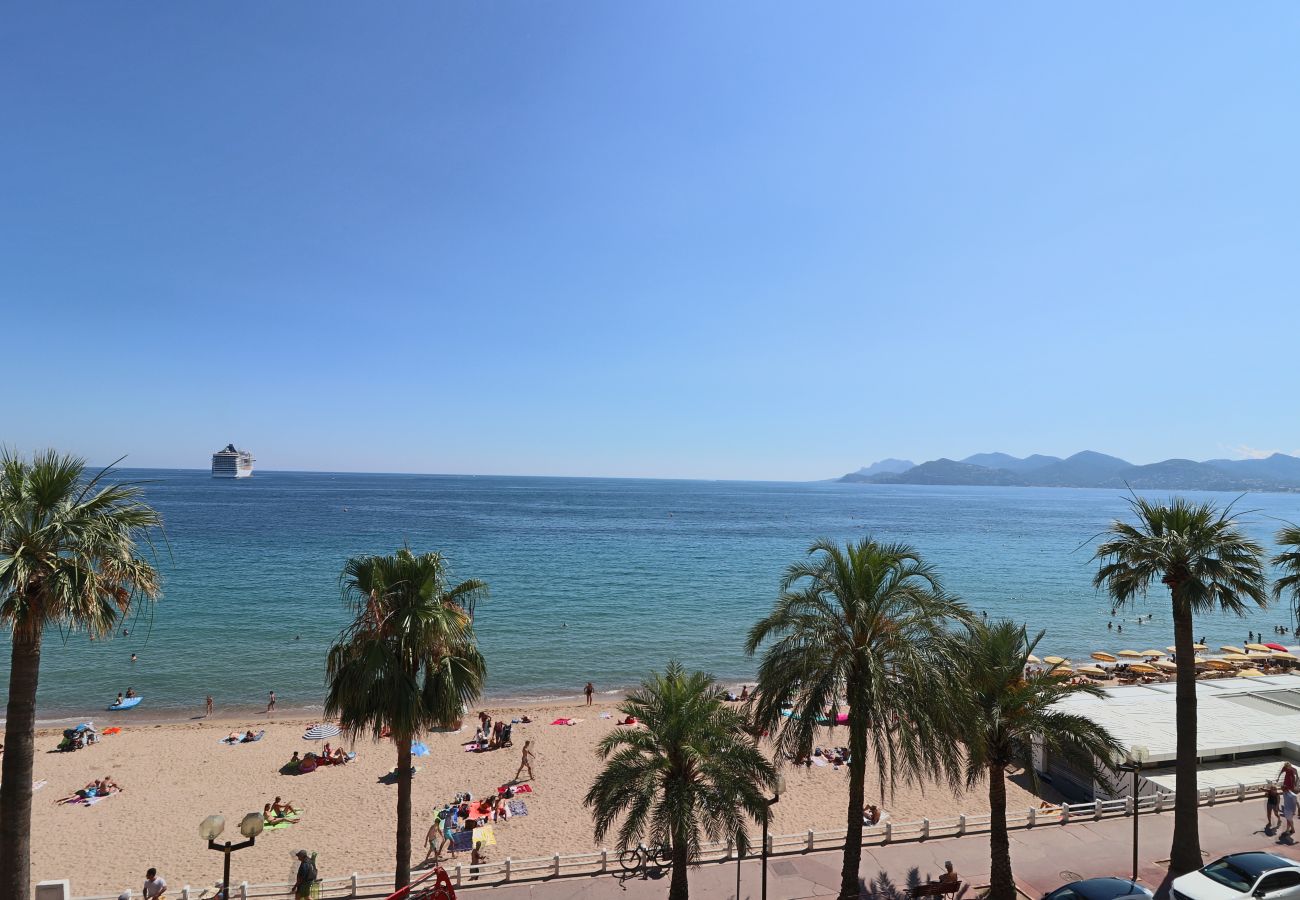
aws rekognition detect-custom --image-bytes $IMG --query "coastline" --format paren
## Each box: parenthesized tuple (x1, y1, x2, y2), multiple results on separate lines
(24, 696, 1049, 896)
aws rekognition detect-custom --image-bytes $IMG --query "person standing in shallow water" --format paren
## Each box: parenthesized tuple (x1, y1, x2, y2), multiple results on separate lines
(266, 691, 276, 714)
(584, 682, 594, 706)
(205, 696, 213, 717)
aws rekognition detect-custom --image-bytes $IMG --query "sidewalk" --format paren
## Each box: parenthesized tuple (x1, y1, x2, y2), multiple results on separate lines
(458, 800, 1293, 899)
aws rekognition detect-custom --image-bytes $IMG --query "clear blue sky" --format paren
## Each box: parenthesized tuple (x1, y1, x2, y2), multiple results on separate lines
(5, 2, 1299, 480)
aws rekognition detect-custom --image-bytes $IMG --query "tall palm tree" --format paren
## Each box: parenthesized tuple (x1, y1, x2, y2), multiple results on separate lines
(1093, 497, 1268, 874)
(325, 548, 487, 889)
(958, 620, 1121, 900)
(745, 537, 971, 900)
(1274, 525, 1300, 627)
(584, 661, 776, 900)
(0, 450, 161, 899)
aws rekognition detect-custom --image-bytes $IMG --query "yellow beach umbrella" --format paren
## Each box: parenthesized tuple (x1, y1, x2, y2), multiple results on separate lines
(1193, 643, 1208, 651)
(1140, 649, 1166, 657)
(1026, 654, 1042, 664)
(1273, 652, 1299, 662)
(1117, 650, 1144, 658)
(1043, 656, 1067, 665)
(1241, 668, 1267, 677)
(1129, 663, 1158, 674)
(1206, 659, 1234, 671)
(1091, 651, 1118, 662)
(1221, 653, 1251, 662)
(1155, 660, 1179, 672)
(1220, 645, 1245, 655)
(1245, 643, 1272, 653)
(1077, 665, 1107, 677)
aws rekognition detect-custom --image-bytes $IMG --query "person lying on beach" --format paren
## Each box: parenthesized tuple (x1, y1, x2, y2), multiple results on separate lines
(272, 796, 299, 816)
(241, 730, 257, 743)
(57, 778, 121, 803)
(863, 804, 881, 825)
(616, 716, 639, 726)
(265, 802, 298, 824)
(330, 747, 349, 765)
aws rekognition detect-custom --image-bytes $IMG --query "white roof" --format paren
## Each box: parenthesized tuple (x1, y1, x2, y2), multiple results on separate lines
(1053, 673, 1300, 765)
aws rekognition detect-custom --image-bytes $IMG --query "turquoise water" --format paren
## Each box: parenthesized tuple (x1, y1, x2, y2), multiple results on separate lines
(3, 470, 1299, 722)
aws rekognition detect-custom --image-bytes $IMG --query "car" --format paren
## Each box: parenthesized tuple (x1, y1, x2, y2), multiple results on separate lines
(1172, 853, 1300, 900)
(1043, 877, 1154, 900)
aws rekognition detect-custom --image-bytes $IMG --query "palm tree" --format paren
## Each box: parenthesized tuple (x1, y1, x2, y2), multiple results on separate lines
(324, 547, 487, 889)
(745, 537, 971, 900)
(584, 661, 776, 900)
(958, 620, 1121, 900)
(0, 450, 161, 899)
(1274, 525, 1300, 627)
(1093, 496, 1268, 874)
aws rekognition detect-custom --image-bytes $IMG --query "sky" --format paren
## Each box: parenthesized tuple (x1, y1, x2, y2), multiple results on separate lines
(4, 3, 1300, 481)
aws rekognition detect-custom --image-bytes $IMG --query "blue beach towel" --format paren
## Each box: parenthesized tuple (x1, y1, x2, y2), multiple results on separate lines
(451, 831, 474, 852)
(507, 799, 528, 817)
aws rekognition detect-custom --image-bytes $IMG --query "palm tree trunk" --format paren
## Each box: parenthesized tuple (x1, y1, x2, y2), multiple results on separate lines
(1, 629, 42, 900)
(987, 765, 1015, 900)
(668, 829, 690, 900)
(1170, 598, 1201, 873)
(839, 716, 868, 900)
(394, 739, 414, 889)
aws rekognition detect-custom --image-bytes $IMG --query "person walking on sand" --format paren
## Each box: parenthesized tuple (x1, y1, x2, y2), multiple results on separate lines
(142, 868, 167, 900)
(205, 696, 213, 717)
(514, 740, 536, 782)
(584, 682, 594, 706)
(267, 690, 276, 714)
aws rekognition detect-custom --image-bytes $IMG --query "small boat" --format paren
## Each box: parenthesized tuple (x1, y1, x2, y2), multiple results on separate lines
(108, 696, 142, 711)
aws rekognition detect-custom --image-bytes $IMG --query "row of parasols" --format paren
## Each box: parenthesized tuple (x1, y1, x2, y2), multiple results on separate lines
(1029, 642, 1299, 680)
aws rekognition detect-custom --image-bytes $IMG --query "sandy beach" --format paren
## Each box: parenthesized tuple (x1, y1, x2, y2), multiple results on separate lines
(22, 698, 1055, 896)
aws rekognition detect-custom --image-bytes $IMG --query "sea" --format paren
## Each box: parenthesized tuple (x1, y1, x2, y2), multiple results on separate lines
(3, 470, 1299, 724)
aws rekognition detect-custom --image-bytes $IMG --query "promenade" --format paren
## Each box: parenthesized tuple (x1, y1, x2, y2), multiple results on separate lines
(460, 800, 1290, 899)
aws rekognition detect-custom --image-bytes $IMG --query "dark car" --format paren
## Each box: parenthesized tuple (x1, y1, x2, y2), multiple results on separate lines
(1044, 877, 1154, 900)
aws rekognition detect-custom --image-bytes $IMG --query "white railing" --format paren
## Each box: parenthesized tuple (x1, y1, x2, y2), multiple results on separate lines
(69, 779, 1272, 898)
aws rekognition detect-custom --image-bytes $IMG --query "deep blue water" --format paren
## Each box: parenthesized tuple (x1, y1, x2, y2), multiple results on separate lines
(3, 470, 1298, 721)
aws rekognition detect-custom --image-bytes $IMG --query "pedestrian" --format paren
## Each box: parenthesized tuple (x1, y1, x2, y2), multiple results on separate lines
(292, 850, 317, 900)
(584, 682, 594, 706)
(1267, 782, 1282, 834)
(142, 868, 167, 900)
(470, 841, 488, 880)
(267, 691, 276, 714)
(1280, 761, 1297, 795)
(1284, 789, 1298, 843)
(205, 696, 213, 717)
(514, 739, 536, 782)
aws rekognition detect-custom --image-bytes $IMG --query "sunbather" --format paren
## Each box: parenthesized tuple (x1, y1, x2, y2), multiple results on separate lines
(330, 747, 349, 765)
(241, 730, 257, 743)
(272, 796, 299, 816)
(265, 802, 298, 823)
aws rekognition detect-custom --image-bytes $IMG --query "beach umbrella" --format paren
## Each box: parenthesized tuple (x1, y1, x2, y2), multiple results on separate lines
(1043, 656, 1068, 665)
(1206, 659, 1234, 671)
(1193, 643, 1208, 651)
(1241, 668, 1267, 677)
(1220, 645, 1245, 655)
(1245, 643, 1272, 653)
(1091, 651, 1118, 662)
(1129, 663, 1158, 674)
(1140, 649, 1166, 657)
(1221, 653, 1251, 662)
(1077, 665, 1107, 677)
(1155, 660, 1179, 672)
(1117, 650, 1143, 658)
(302, 723, 341, 741)
(1267, 643, 1289, 652)
(1027, 654, 1042, 664)
(411, 741, 430, 757)
(1273, 652, 1299, 662)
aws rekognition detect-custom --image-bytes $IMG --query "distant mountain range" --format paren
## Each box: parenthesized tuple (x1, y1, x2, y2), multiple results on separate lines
(838, 451, 1300, 492)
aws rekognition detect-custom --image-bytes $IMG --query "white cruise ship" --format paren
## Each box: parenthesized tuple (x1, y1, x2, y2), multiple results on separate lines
(211, 444, 255, 478)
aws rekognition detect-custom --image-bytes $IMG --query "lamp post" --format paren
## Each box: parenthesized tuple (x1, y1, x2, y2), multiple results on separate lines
(201, 812, 264, 900)
(1118, 745, 1150, 882)
(760, 775, 787, 900)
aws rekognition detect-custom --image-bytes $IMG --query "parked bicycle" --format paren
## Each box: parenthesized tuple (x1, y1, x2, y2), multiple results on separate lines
(619, 842, 672, 876)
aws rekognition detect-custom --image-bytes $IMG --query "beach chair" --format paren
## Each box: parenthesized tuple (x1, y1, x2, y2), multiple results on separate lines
(499, 723, 513, 749)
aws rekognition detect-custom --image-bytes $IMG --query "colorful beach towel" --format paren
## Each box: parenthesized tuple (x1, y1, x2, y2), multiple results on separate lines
(550, 718, 572, 726)
(498, 783, 532, 795)
(506, 799, 528, 817)
(451, 831, 474, 853)
(102, 727, 122, 736)
(473, 825, 497, 847)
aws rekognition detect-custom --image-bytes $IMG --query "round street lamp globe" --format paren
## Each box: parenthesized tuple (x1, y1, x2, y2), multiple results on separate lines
(200, 815, 225, 841)
(240, 812, 265, 839)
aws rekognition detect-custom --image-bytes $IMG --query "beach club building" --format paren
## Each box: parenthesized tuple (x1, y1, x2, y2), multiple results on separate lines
(1036, 673, 1300, 801)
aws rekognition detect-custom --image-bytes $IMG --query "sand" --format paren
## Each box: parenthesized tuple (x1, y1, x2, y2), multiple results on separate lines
(21, 699, 1052, 896)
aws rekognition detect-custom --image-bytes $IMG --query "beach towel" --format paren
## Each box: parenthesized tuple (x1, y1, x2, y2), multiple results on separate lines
(451, 831, 474, 853)
(102, 727, 122, 736)
(810, 755, 828, 767)
(473, 825, 497, 847)
(263, 817, 299, 831)
(220, 730, 265, 745)
(506, 800, 528, 817)
(498, 783, 532, 795)
(550, 718, 571, 726)
(600, 712, 612, 719)
(469, 800, 494, 819)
